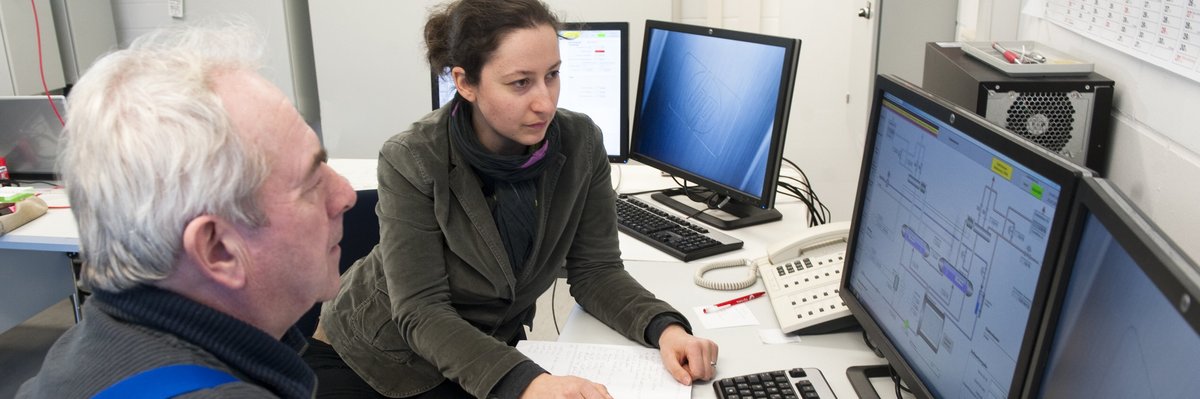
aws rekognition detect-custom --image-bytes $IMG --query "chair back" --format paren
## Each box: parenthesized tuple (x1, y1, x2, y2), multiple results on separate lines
(293, 189, 379, 336)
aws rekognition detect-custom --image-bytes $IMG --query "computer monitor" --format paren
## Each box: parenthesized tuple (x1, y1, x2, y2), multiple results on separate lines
(840, 75, 1088, 398)
(1020, 177, 1200, 398)
(0, 96, 67, 181)
(628, 20, 800, 230)
(432, 22, 629, 163)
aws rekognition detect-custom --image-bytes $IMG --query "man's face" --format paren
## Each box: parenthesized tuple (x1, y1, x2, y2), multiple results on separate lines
(213, 70, 356, 313)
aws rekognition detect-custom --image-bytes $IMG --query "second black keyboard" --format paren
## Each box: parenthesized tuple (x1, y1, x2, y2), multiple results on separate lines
(615, 195, 743, 261)
(714, 368, 836, 399)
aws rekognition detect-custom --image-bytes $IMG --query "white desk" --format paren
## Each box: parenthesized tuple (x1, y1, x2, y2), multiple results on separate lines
(0, 188, 81, 333)
(560, 164, 893, 398)
(611, 163, 819, 266)
(559, 261, 887, 399)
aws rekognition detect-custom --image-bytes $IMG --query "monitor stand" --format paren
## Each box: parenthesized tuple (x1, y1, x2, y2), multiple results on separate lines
(650, 188, 781, 230)
(846, 365, 894, 399)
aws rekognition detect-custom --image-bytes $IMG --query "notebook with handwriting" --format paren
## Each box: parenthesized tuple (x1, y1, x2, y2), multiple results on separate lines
(516, 340, 689, 399)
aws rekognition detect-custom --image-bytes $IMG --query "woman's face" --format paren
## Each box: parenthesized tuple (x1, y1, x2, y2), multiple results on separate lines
(454, 24, 561, 155)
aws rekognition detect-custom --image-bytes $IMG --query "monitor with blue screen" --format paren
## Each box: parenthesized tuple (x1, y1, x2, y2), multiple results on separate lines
(840, 75, 1088, 398)
(629, 20, 800, 230)
(433, 22, 629, 162)
(1021, 177, 1200, 398)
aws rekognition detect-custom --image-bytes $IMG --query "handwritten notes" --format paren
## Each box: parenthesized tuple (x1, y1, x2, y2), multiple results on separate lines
(516, 341, 690, 399)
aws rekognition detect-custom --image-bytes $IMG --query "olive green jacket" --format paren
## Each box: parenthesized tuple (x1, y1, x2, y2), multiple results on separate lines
(321, 107, 683, 398)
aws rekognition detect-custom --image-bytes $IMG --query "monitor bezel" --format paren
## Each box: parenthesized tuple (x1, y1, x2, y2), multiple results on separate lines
(429, 66, 452, 110)
(628, 19, 800, 210)
(1, 95, 67, 181)
(429, 21, 631, 163)
(1018, 176, 1200, 398)
(839, 74, 1089, 399)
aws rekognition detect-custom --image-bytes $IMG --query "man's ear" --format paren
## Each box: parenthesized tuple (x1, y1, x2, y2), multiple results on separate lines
(180, 215, 247, 290)
(451, 66, 476, 103)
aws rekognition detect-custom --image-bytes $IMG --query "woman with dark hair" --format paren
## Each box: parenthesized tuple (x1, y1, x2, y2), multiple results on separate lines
(305, 0, 719, 397)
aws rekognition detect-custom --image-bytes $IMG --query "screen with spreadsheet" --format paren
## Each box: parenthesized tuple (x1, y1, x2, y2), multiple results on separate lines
(841, 75, 1086, 399)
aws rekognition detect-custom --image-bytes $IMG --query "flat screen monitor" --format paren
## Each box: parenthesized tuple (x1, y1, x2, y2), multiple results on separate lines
(1021, 177, 1200, 398)
(432, 22, 629, 163)
(628, 20, 799, 230)
(0, 95, 66, 181)
(840, 75, 1088, 398)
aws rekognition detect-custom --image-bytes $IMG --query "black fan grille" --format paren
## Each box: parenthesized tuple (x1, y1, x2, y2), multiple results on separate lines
(1004, 92, 1075, 152)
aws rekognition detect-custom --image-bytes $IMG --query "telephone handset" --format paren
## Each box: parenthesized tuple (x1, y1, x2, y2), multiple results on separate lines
(762, 221, 851, 264)
(695, 221, 854, 334)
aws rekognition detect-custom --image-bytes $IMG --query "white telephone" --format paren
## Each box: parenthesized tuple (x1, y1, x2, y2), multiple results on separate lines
(694, 221, 853, 334)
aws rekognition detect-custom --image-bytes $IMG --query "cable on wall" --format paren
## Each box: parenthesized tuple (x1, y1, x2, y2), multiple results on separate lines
(30, 0, 66, 126)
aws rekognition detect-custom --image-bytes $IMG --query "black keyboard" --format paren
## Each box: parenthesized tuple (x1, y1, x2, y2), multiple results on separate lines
(615, 195, 742, 261)
(714, 368, 837, 399)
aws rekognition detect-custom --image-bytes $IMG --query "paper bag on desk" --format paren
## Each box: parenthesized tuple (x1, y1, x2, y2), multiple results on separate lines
(0, 196, 49, 235)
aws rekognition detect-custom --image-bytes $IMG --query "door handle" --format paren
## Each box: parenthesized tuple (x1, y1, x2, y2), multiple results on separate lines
(857, 3, 871, 19)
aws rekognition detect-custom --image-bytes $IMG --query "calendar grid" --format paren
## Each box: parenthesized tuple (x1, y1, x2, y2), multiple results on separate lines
(1046, 0, 1200, 81)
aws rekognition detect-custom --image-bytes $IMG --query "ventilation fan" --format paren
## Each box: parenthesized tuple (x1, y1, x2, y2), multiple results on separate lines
(983, 89, 1095, 165)
(1003, 92, 1076, 153)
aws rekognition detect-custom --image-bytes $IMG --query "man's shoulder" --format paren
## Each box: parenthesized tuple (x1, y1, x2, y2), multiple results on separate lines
(16, 304, 247, 398)
(175, 382, 279, 398)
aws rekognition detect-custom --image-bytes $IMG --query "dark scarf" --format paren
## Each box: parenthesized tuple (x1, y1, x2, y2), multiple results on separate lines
(92, 285, 315, 399)
(448, 95, 560, 277)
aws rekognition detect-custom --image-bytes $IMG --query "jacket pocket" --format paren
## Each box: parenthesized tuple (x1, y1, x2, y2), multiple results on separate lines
(351, 288, 415, 364)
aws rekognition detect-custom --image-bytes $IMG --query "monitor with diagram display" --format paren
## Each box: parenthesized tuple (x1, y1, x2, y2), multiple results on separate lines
(432, 22, 629, 162)
(628, 20, 800, 230)
(1020, 176, 1200, 398)
(839, 75, 1089, 398)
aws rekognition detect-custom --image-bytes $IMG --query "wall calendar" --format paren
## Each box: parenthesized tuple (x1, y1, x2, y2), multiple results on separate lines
(1045, 0, 1200, 82)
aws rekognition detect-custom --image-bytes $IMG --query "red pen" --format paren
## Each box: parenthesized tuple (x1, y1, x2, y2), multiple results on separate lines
(992, 42, 1022, 64)
(703, 291, 766, 313)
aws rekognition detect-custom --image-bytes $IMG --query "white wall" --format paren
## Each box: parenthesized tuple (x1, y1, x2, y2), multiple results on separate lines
(49, 0, 119, 84)
(109, 0, 319, 125)
(0, 0, 65, 95)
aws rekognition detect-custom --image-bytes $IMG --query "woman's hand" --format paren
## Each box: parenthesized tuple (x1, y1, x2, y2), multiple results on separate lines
(658, 324, 719, 384)
(520, 374, 613, 399)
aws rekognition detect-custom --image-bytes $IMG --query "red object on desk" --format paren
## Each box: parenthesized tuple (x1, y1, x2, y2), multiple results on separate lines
(703, 291, 766, 313)
(991, 42, 1021, 64)
(1001, 50, 1021, 64)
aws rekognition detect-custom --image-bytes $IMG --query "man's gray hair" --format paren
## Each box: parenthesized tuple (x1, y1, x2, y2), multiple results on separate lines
(61, 22, 272, 292)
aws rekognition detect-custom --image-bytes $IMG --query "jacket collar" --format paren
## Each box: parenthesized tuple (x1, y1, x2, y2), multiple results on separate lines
(443, 110, 566, 292)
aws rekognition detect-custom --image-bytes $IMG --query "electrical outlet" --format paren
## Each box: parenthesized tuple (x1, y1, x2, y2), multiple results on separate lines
(168, 0, 184, 19)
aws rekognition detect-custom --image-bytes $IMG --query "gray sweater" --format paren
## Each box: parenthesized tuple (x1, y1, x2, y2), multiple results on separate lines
(17, 286, 315, 398)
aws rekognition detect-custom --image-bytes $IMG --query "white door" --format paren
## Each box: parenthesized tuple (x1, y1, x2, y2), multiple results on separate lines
(777, 1, 880, 222)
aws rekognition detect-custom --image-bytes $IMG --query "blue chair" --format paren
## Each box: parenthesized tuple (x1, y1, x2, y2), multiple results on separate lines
(294, 189, 379, 336)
